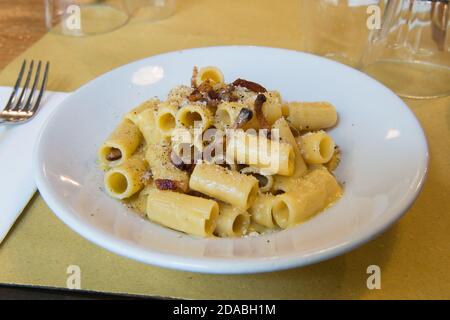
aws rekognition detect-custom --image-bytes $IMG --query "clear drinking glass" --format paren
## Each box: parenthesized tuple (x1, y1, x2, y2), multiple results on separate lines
(126, 0, 177, 22)
(299, 0, 382, 68)
(361, 0, 450, 99)
(45, 0, 130, 36)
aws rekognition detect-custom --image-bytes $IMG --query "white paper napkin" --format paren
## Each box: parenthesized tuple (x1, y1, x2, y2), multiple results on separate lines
(0, 87, 69, 243)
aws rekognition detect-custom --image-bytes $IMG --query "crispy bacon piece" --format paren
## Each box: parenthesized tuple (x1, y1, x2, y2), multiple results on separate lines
(106, 148, 122, 161)
(229, 95, 239, 102)
(155, 179, 180, 191)
(188, 80, 219, 104)
(232, 79, 267, 93)
(189, 79, 254, 107)
(189, 82, 241, 106)
(218, 84, 232, 97)
(155, 179, 189, 192)
(207, 99, 220, 109)
(191, 66, 199, 88)
(254, 94, 270, 130)
(188, 89, 203, 102)
(197, 80, 213, 93)
(217, 85, 238, 102)
(208, 89, 219, 100)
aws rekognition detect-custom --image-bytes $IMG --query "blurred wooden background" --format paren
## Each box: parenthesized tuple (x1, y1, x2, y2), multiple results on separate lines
(0, 0, 46, 70)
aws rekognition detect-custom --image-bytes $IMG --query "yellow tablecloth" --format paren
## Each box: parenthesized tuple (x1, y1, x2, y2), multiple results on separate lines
(0, 0, 449, 299)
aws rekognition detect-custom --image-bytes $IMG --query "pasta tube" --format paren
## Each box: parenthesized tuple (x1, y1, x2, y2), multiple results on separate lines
(325, 147, 341, 172)
(123, 184, 156, 216)
(299, 131, 336, 164)
(104, 152, 148, 200)
(273, 118, 307, 177)
(287, 102, 337, 131)
(240, 166, 274, 193)
(248, 193, 278, 228)
(261, 91, 283, 125)
(146, 189, 219, 237)
(124, 99, 159, 125)
(215, 203, 250, 237)
(281, 103, 289, 117)
(210, 152, 238, 172)
(156, 102, 178, 137)
(227, 131, 295, 176)
(248, 221, 270, 234)
(167, 85, 193, 106)
(145, 143, 189, 192)
(176, 104, 213, 131)
(215, 102, 258, 130)
(189, 163, 259, 210)
(242, 91, 283, 127)
(196, 66, 225, 86)
(134, 107, 165, 145)
(304, 167, 343, 204)
(171, 127, 200, 164)
(271, 169, 342, 228)
(98, 119, 142, 169)
(271, 118, 308, 192)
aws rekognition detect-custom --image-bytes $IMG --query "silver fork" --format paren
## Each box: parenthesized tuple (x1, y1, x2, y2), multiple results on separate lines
(0, 60, 50, 124)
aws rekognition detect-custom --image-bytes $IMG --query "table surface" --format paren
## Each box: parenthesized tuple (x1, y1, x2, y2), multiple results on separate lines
(0, 1, 156, 298)
(0, 0, 152, 300)
(0, 0, 449, 300)
(0, 0, 46, 70)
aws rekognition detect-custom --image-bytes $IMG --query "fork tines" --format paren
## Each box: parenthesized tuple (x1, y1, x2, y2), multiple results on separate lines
(1, 60, 50, 121)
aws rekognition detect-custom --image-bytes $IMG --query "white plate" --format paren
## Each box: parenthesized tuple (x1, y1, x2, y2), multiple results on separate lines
(34, 46, 428, 274)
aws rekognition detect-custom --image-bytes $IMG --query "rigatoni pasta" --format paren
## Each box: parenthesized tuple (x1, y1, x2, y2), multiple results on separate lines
(215, 203, 250, 237)
(145, 143, 190, 192)
(146, 189, 219, 237)
(287, 101, 338, 131)
(177, 104, 213, 131)
(271, 117, 308, 192)
(226, 131, 295, 176)
(195, 66, 225, 86)
(299, 131, 336, 164)
(98, 66, 343, 238)
(156, 102, 178, 137)
(239, 166, 274, 193)
(248, 193, 278, 228)
(272, 169, 342, 228)
(104, 151, 148, 199)
(98, 119, 142, 169)
(215, 101, 259, 130)
(189, 163, 259, 210)
(135, 107, 164, 145)
(261, 91, 284, 125)
(125, 99, 159, 125)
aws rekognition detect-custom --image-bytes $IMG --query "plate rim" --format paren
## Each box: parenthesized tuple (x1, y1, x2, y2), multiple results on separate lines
(33, 45, 430, 274)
